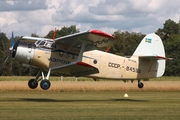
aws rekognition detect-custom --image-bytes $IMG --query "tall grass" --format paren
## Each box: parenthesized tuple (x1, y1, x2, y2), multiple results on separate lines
(0, 76, 179, 81)
(0, 76, 92, 81)
(0, 81, 180, 92)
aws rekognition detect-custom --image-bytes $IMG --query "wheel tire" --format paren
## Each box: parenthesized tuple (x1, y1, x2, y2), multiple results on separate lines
(138, 82, 144, 88)
(40, 80, 51, 90)
(28, 79, 38, 89)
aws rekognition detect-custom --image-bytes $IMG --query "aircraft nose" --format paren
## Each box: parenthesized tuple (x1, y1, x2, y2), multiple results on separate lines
(11, 41, 35, 64)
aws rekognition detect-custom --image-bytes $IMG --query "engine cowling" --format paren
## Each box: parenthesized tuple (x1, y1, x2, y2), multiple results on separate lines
(12, 41, 35, 64)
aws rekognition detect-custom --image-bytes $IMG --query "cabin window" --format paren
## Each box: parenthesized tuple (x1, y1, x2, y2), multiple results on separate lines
(35, 40, 55, 49)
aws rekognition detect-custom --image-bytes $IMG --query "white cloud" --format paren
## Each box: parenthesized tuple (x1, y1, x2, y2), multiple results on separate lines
(0, 0, 47, 11)
(0, 0, 180, 37)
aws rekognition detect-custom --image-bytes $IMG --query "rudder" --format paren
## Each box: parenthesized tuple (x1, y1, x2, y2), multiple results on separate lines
(133, 33, 166, 77)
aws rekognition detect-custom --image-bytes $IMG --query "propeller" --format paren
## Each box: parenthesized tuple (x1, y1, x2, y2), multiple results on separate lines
(3, 32, 15, 68)
(10, 31, 15, 50)
(4, 55, 9, 63)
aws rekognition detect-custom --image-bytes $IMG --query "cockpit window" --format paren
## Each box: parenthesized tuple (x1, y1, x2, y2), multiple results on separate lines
(35, 40, 54, 49)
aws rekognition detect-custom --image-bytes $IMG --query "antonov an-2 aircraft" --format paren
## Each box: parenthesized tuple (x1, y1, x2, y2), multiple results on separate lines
(10, 29, 168, 90)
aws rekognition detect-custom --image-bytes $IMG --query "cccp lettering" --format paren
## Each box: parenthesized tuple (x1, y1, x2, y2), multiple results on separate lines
(108, 62, 120, 68)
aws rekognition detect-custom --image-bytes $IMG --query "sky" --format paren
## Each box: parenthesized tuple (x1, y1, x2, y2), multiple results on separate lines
(0, 0, 180, 38)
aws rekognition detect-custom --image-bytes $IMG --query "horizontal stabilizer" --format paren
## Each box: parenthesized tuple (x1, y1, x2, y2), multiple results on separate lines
(139, 55, 172, 60)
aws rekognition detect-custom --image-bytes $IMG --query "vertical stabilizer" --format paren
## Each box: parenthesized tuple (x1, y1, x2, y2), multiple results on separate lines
(133, 33, 165, 57)
(133, 33, 165, 77)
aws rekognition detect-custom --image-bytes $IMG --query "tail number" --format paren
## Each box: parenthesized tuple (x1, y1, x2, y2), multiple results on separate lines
(108, 62, 120, 68)
(126, 66, 141, 73)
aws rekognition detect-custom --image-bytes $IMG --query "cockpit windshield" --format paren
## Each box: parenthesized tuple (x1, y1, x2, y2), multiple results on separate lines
(35, 40, 54, 49)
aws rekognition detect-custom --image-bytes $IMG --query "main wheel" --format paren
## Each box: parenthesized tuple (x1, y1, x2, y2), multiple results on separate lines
(28, 79, 38, 89)
(138, 82, 144, 88)
(40, 80, 51, 90)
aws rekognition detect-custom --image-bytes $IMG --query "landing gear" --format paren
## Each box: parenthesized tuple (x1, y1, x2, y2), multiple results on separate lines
(28, 79, 38, 89)
(28, 68, 52, 90)
(40, 80, 51, 90)
(138, 80, 144, 88)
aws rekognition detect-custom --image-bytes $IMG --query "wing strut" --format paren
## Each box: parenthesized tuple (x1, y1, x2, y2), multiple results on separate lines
(52, 27, 56, 40)
(105, 46, 112, 52)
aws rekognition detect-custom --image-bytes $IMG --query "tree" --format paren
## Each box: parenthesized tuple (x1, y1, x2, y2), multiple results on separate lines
(156, 19, 180, 76)
(163, 34, 180, 75)
(31, 33, 39, 37)
(156, 19, 180, 40)
(0, 32, 12, 75)
(107, 30, 145, 56)
(45, 25, 80, 39)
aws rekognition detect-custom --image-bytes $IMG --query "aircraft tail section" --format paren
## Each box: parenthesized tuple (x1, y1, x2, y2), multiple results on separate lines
(133, 33, 166, 77)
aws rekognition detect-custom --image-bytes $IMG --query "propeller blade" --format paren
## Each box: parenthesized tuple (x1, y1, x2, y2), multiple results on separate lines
(4, 32, 16, 70)
(4, 56, 9, 64)
(9, 31, 15, 51)
(3, 56, 9, 68)
(11, 31, 14, 47)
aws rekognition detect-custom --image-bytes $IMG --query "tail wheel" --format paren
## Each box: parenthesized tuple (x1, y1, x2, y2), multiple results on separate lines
(138, 82, 144, 88)
(28, 79, 38, 89)
(40, 80, 51, 90)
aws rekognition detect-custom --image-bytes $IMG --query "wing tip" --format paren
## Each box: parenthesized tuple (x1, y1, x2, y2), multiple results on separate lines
(157, 56, 173, 60)
(90, 29, 116, 39)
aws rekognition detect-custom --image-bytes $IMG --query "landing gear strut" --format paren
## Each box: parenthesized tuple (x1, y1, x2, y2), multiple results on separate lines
(28, 68, 52, 90)
(138, 80, 144, 88)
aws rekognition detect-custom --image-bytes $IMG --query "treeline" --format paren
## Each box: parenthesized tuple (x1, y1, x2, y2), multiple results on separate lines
(0, 19, 179, 76)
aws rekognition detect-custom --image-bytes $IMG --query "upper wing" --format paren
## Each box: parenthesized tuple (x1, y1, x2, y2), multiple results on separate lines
(22, 29, 116, 47)
(21, 30, 116, 76)
(54, 29, 116, 48)
(22, 36, 52, 41)
(51, 30, 116, 76)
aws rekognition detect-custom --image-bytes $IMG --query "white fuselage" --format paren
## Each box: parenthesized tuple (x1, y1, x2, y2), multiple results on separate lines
(13, 43, 161, 80)
(82, 50, 156, 80)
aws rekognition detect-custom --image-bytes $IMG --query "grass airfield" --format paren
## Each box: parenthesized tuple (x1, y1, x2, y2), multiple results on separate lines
(0, 77, 180, 119)
(0, 91, 180, 120)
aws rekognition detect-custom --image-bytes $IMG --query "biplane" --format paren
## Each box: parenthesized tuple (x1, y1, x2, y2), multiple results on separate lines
(10, 29, 168, 90)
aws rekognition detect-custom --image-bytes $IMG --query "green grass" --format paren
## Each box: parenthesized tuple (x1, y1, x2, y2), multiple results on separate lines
(0, 91, 180, 120)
